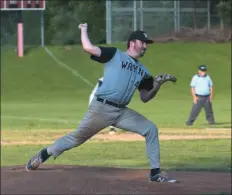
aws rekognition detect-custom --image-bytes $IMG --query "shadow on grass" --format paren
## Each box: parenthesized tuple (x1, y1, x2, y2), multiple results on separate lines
(1, 46, 39, 56)
(134, 160, 231, 173)
(200, 122, 231, 128)
(213, 122, 231, 126)
(168, 156, 231, 172)
(201, 193, 231, 195)
(166, 165, 231, 173)
(24, 46, 38, 55)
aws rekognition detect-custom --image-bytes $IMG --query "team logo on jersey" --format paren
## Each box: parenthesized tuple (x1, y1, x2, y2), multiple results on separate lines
(121, 61, 145, 77)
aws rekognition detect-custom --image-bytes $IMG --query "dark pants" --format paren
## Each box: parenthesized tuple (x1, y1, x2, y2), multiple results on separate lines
(186, 95, 215, 125)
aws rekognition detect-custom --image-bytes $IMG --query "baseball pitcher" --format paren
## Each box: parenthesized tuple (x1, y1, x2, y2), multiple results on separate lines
(26, 23, 177, 183)
(89, 77, 116, 132)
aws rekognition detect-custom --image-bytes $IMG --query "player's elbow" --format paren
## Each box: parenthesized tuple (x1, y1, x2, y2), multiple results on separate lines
(139, 90, 150, 103)
(141, 99, 149, 103)
(82, 45, 101, 57)
(82, 45, 93, 53)
(140, 96, 149, 103)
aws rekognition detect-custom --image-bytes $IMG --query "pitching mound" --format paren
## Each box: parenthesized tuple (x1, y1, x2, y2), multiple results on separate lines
(1, 165, 231, 194)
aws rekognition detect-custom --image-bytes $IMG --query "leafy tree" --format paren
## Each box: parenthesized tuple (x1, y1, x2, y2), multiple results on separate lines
(45, 0, 105, 45)
(216, 0, 231, 28)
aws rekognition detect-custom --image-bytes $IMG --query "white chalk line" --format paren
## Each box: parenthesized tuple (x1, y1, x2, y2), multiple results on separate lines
(1, 115, 78, 124)
(44, 47, 94, 87)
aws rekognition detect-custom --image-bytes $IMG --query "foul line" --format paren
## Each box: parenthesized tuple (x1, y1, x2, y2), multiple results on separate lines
(44, 47, 94, 87)
(1, 115, 78, 124)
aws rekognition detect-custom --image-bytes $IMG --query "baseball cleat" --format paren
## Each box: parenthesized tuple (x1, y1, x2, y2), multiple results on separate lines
(149, 172, 177, 183)
(26, 148, 50, 171)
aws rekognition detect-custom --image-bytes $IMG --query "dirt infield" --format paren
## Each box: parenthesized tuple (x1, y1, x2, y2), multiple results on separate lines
(1, 165, 231, 195)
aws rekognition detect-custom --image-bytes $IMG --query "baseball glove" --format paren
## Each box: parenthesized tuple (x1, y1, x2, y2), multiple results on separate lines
(153, 73, 177, 87)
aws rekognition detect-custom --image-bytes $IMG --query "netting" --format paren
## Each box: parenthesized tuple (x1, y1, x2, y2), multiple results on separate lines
(109, 0, 225, 43)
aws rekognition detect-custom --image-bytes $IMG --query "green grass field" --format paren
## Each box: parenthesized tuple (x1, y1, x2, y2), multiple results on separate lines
(1, 139, 231, 172)
(1, 43, 231, 195)
(1, 42, 231, 130)
(1, 42, 231, 172)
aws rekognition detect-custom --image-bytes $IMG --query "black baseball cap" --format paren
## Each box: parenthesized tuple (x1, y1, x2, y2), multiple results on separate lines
(128, 30, 154, 44)
(198, 65, 207, 71)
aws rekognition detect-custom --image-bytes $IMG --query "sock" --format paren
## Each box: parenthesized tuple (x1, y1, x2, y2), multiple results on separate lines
(150, 168, 160, 176)
(41, 148, 51, 161)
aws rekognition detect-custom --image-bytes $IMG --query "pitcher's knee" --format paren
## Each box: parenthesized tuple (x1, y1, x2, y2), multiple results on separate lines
(142, 122, 158, 137)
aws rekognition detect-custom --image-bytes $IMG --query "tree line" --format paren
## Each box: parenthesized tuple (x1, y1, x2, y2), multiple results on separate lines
(1, 0, 231, 46)
(44, 0, 231, 45)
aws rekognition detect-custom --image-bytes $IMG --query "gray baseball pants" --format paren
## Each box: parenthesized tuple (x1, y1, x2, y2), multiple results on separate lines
(186, 95, 215, 125)
(47, 97, 160, 169)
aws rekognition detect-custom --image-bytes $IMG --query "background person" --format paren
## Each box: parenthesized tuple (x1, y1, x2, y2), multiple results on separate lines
(186, 65, 215, 126)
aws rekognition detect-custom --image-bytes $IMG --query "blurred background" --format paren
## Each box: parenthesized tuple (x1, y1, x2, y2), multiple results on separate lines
(1, 0, 231, 48)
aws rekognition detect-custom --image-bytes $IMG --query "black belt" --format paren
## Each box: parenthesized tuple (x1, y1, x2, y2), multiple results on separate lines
(195, 94, 210, 97)
(96, 97, 126, 108)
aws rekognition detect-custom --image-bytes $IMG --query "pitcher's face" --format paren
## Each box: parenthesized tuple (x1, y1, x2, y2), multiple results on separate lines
(133, 40, 147, 57)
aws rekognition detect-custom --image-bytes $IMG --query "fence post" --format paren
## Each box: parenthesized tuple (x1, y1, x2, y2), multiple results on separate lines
(40, 10, 44, 47)
(207, 0, 211, 30)
(139, 0, 143, 30)
(174, 1, 177, 33)
(106, 0, 112, 44)
(133, 0, 137, 31)
(17, 10, 24, 57)
(177, 0, 180, 32)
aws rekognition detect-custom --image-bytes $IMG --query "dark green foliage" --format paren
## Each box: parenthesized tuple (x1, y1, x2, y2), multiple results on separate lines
(216, 0, 232, 27)
(1, 0, 231, 46)
(1, 0, 106, 46)
(45, 0, 106, 45)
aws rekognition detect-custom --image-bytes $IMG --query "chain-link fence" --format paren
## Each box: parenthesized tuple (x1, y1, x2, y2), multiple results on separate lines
(1, 0, 230, 48)
(1, 1, 105, 48)
(1, 11, 43, 48)
(106, 0, 228, 44)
